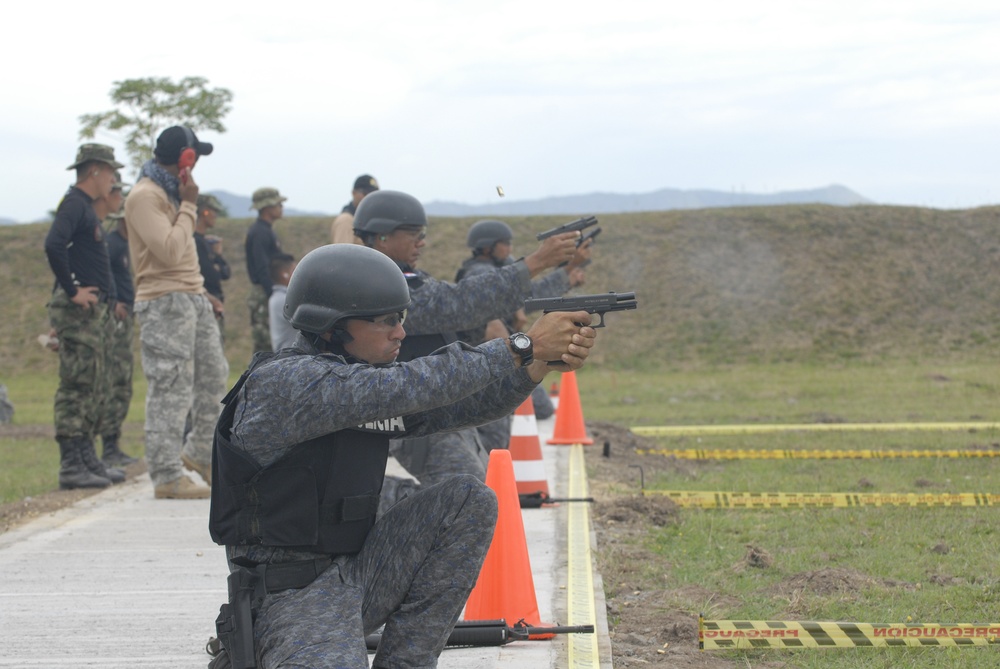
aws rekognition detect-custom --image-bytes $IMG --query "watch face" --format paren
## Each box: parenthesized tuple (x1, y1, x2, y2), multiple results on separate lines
(512, 334, 530, 349)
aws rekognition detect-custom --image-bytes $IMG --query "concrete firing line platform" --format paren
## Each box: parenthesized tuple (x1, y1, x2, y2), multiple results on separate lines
(0, 415, 611, 668)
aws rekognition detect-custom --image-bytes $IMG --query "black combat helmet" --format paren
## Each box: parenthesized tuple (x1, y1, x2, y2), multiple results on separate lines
(467, 219, 513, 250)
(353, 190, 427, 236)
(284, 245, 411, 334)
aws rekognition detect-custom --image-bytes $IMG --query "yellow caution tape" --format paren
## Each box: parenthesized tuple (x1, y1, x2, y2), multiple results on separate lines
(636, 447, 1000, 460)
(699, 616, 1000, 649)
(632, 422, 1000, 437)
(643, 491, 1000, 508)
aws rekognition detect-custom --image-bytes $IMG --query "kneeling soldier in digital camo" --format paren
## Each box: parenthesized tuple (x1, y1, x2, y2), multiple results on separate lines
(208, 243, 597, 668)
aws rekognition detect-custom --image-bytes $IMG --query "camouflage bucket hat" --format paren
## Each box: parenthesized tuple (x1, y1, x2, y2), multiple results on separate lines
(111, 171, 130, 191)
(197, 193, 226, 214)
(67, 143, 125, 170)
(251, 187, 288, 210)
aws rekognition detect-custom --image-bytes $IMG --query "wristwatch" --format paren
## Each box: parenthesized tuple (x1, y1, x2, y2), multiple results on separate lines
(509, 332, 534, 367)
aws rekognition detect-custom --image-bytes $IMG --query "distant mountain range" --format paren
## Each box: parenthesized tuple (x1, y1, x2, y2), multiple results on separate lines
(0, 184, 871, 224)
(423, 184, 871, 217)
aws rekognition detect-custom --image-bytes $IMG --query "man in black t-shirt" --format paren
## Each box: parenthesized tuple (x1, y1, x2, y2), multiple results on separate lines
(245, 187, 287, 353)
(44, 144, 125, 489)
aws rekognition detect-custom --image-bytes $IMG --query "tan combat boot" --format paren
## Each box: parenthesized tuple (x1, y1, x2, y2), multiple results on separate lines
(154, 476, 210, 499)
(181, 453, 212, 486)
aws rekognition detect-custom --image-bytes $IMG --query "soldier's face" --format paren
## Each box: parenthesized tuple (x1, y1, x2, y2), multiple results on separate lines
(377, 227, 426, 268)
(342, 313, 407, 364)
(492, 240, 512, 262)
(94, 165, 116, 198)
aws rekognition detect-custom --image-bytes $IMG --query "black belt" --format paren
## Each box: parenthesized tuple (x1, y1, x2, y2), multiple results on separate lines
(231, 557, 333, 594)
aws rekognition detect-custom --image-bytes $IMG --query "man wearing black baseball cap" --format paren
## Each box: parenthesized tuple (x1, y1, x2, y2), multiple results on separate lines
(330, 173, 379, 244)
(124, 126, 228, 499)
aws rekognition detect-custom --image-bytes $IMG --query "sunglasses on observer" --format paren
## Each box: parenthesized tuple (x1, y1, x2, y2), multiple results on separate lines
(357, 310, 408, 328)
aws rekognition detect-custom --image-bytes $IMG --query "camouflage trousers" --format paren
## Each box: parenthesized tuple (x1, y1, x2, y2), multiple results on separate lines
(100, 313, 134, 440)
(247, 284, 271, 354)
(390, 427, 488, 488)
(476, 415, 513, 453)
(135, 292, 229, 486)
(48, 288, 109, 438)
(252, 476, 497, 668)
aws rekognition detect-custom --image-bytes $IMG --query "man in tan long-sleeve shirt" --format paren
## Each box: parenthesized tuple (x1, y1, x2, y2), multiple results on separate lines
(125, 126, 228, 499)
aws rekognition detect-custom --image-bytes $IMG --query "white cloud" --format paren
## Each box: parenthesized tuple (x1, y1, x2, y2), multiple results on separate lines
(2, 1, 999, 220)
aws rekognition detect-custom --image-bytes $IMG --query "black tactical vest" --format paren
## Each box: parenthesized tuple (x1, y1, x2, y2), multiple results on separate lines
(209, 353, 402, 555)
(398, 268, 457, 361)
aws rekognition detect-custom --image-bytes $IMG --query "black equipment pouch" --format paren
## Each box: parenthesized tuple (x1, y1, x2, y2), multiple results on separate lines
(210, 557, 333, 669)
(214, 564, 263, 669)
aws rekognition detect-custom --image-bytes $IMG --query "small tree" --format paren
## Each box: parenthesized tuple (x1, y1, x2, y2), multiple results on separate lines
(79, 77, 233, 174)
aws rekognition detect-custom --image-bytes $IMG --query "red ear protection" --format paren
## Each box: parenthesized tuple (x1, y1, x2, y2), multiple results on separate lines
(178, 148, 196, 184)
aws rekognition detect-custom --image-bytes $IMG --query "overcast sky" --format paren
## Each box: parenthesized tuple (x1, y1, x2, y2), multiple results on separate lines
(3, 1, 998, 221)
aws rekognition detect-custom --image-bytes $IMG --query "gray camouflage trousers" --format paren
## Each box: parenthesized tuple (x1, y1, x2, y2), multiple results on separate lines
(389, 427, 488, 487)
(101, 313, 134, 441)
(251, 475, 497, 668)
(135, 292, 228, 486)
(48, 287, 109, 438)
(248, 284, 272, 354)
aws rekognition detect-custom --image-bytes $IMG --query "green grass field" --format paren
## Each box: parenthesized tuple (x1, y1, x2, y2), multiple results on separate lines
(575, 360, 1000, 668)
(5, 357, 1000, 666)
(6, 205, 1000, 665)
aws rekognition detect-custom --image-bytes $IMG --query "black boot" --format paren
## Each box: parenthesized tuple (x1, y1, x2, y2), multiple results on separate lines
(58, 437, 112, 490)
(101, 433, 138, 467)
(78, 437, 126, 484)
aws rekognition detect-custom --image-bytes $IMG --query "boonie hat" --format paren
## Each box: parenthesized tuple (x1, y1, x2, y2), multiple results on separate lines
(197, 194, 226, 214)
(67, 143, 124, 171)
(111, 171, 129, 191)
(251, 187, 288, 210)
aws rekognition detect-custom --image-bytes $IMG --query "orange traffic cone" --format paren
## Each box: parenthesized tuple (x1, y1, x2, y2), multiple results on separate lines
(546, 371, 593, 445)
(465, 449, 553, 636)
(509, 397, 550, 498)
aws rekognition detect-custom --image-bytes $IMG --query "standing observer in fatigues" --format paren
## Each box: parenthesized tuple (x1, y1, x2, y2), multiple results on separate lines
(330, 173, 378, 244)
(245, 187, 288, 353)
(352, 190, 583, 508)
(194, 193, 231, 340)
(208, 244, 598, 668)
(44, 143, 127, 490)
(125, 126, 229, 499)
(97, 174, 139, 467)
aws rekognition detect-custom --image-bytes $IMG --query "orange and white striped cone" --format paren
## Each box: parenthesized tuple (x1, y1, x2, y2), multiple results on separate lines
(509, 396, 550, 498)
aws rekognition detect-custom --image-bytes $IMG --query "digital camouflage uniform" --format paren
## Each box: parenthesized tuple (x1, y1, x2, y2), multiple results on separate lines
(223, 335, 536, 668)
(385, 259, 542, 503)
(126, 161, 229, 488)
(455, 258, 570, 452)
(135, 292, 228, 485)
